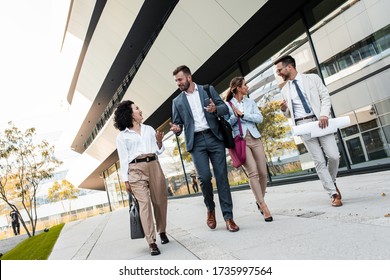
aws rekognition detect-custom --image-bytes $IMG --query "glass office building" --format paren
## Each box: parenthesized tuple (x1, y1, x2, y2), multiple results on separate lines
(64, 0, 390, 210)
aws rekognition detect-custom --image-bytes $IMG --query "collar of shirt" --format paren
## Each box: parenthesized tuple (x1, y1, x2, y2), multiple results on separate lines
(289, 73, 303, 88)
(124, 125, 142, 134)
(184, 83, 198, 95)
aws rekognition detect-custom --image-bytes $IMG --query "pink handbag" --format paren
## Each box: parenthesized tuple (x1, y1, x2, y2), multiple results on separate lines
(228, 102, 246, 168)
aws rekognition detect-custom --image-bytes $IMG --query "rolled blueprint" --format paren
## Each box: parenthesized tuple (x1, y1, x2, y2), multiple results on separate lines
(292, 116, 350, 137)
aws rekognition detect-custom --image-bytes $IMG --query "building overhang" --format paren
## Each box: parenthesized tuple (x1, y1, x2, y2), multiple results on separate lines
(65, 0, 348, 191)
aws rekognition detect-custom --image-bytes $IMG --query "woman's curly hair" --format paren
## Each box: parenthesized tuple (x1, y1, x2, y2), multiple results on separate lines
(113, 100, 134, 131)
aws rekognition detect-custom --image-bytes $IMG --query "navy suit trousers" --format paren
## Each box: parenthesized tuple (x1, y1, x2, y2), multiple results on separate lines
(190, 130, 233, 220)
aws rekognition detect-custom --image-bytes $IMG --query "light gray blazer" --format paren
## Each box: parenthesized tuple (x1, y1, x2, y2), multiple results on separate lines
(281, 73, 331, 126)
(172, 84, 228, 152)
(225, 97, 263, 138)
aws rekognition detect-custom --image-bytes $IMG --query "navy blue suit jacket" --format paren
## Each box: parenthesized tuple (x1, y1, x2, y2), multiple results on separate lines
(172, 84, 228, 152)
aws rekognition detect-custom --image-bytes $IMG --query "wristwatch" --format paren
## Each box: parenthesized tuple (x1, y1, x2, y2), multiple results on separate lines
(241, 114, 244, 119)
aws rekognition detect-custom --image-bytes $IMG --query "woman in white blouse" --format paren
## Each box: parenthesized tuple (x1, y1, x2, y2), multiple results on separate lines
(114, 100, 169, 256)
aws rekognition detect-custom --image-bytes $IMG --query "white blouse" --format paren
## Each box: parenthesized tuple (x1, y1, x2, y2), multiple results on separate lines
(116, 124, 165, 181)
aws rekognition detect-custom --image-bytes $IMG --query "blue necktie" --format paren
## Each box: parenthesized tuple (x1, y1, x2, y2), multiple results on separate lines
(293, 80, 311, 113)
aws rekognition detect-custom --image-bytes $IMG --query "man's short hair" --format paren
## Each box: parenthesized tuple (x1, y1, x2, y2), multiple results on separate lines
(173, 65, 192, 76)
(274, 55, 296, 68)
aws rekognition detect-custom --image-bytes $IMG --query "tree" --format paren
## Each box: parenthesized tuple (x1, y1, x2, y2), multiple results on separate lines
(257, 100, 297, 175)
(172, 135, 192, 162)
(48, 180, 79, 214)
(0, 122, 62, 237)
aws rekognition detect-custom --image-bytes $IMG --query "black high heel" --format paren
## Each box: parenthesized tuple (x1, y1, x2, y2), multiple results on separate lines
(256, 202, 264, 215)
(264, 216, 273, 222)
(258, 202, 273, 222)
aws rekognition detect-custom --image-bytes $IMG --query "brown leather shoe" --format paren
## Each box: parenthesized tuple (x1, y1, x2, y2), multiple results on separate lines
(335, 184, 342, 199)
(225, 219, 239, 232)
(332, 194, 342, 207)
(207, 210, 216, 229)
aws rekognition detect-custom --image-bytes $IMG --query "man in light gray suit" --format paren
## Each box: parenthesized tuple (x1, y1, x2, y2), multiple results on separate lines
(170, 65, 239, 232)
(275, 55, 342, 207)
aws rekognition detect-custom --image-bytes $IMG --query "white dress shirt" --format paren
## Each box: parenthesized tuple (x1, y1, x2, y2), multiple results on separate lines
(185, 84, 210, 132)
(116, 124, 165, 181)
(289, 73, 313, 119)
(235, 98, 244, 114)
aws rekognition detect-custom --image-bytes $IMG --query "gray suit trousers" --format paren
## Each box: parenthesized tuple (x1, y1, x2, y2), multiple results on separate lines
(299, 119, 340, 197)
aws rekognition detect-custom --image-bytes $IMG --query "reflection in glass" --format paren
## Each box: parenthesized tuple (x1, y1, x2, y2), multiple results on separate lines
(362, 129, 389, 160)
(105, 164, 123, 210)
(309, 22, 390, 83)
(339, 101, 390, 166)
(380, 114, 390, 127)
(159, 132, 194, 197)
(341, 125, 359, 137)
(382, 125, 390, 146)
(375, 99, 390, 116)
(346, 137, 365, 164)
(359, 119, 378, 132)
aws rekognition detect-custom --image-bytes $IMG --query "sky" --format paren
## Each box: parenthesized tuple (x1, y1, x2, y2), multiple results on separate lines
(0, 1, 70, 131)
(0, 0, 77, 157)
(0, 0, 88, 191)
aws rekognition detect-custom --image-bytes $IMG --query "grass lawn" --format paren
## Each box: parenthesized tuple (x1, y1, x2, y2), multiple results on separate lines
(0, 223, 65, 260)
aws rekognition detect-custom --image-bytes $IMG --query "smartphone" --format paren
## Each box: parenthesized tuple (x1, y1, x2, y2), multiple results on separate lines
(203, 98, 210, 109)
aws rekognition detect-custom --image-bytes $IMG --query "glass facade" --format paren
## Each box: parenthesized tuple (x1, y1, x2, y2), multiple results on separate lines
(103, 0, 390, 205)
(103, 163, 127, 210)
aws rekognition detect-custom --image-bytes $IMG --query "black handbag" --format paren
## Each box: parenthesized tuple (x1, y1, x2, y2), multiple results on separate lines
(204, 85, 235, 149)
(129, 193, 145, 239)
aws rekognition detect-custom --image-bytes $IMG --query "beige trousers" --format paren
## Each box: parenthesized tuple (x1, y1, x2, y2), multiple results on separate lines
(299, 119, 340, 197)
(128, 158, 167, 245)
(243, 132, 268, 204)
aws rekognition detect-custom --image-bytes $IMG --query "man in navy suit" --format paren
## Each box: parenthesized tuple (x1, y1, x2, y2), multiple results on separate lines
(170, 65, 239, 232)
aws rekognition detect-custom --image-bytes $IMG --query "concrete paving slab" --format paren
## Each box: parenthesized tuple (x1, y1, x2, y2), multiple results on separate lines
(8, 170, 390, 260)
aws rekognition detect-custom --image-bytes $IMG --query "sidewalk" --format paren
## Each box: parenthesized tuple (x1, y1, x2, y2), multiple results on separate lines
(48, 170, 390, 260)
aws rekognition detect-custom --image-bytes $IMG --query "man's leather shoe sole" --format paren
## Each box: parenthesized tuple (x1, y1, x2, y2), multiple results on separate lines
(226, 219, 239, 232)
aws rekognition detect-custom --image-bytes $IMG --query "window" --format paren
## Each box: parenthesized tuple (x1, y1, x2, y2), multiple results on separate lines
(341, 124, 359, 137)
(375, 99, 390, 115)
(309, 24, 390, 79)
